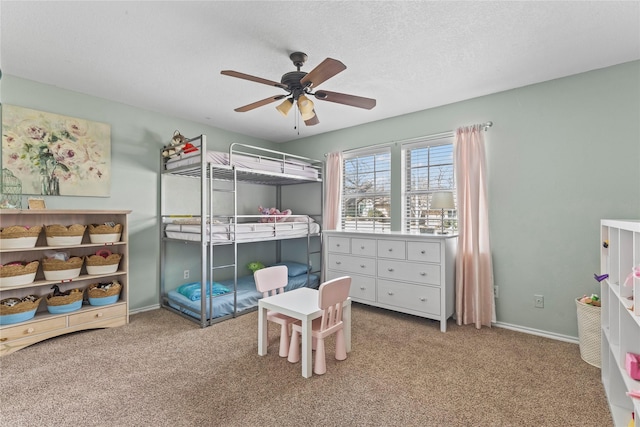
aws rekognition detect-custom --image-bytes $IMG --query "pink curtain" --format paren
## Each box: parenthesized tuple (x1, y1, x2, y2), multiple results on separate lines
(454, 125, 495, 328)
(323, 152, 343, 230)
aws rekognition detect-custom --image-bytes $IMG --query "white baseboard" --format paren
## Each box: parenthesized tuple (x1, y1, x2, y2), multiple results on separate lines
(492, 321, 579, 344)
(130, 304, 160, 315)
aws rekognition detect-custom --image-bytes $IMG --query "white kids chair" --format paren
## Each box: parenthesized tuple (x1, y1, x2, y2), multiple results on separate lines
(287, 276, 351, 375)
(254, 265, 297, 357)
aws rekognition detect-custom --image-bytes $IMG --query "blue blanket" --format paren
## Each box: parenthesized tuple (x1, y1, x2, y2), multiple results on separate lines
(176, 282, 231, 301)
(167, 273, 319, 320)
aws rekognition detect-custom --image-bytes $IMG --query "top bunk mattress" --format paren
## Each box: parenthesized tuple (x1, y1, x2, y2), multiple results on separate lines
(165, 150, 320, 179)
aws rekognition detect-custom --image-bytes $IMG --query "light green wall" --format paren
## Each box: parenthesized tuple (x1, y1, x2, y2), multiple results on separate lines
(280, 61, 640, 338)
(3, 61, 638, 338)
(1, 76, 280, 311)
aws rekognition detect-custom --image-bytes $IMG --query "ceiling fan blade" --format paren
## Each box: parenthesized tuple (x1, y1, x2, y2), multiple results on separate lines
(221, 70, 288, 90)
(234, 95, 286, 112)
(300, 58, 346, 89)
(304, 111, 319, 126)
(313, 90, 376, 110)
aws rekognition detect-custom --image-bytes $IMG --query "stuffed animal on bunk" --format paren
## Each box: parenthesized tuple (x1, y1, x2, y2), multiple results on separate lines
(247, 261, 265, 273)
(162, 130, 198, 158)
(258, 206, 292, 223)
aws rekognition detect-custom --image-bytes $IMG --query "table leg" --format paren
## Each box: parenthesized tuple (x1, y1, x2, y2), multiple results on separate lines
(301, 316, 313, 378)
(258, 304, 268, 356)
(343, 300, 352, 353)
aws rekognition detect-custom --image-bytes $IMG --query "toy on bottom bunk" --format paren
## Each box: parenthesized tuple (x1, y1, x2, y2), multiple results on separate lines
(258, 206, 292, 223)
(248, 261, 265, 273)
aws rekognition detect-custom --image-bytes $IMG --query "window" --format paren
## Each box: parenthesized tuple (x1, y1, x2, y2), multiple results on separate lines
(403, 137, 457, 233)
(342, 148, 391, 231)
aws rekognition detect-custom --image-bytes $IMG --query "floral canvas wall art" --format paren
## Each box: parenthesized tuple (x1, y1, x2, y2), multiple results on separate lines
(2, 105, 111, 197)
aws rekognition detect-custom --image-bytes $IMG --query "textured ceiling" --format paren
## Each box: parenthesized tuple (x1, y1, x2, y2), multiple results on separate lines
(1, 1, 639, 143)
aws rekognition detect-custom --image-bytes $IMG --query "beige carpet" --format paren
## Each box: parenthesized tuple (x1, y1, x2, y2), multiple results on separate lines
(0, 304, 611, 426)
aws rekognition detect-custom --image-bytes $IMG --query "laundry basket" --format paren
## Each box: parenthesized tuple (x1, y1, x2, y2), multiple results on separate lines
(576, 298, 601, 368)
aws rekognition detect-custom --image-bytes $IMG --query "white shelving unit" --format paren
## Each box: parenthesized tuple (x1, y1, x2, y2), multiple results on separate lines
(600, 219, 640, 427)
(0, 209, 130, 356)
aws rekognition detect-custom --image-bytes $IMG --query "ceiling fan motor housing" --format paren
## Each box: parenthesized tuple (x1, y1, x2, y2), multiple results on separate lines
(280, 71, 308, 99)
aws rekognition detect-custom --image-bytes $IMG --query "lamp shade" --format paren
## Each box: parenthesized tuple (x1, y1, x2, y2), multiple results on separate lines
(430, 192, 455, 209)
(276, 98, 293, 117)
(297, 95, 314, 114)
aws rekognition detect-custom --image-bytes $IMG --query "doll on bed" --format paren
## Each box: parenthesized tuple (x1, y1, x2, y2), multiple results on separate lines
(258, 206, 292, 223)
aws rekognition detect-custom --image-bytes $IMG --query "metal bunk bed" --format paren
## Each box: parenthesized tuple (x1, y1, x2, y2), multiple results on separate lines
(159, 135, 324, 327)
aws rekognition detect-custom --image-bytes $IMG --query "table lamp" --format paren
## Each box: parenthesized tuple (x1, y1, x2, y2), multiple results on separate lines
(430, 192, 455, 234)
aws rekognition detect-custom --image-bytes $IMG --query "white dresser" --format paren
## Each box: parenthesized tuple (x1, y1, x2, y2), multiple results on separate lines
(323, 231, 457, 332)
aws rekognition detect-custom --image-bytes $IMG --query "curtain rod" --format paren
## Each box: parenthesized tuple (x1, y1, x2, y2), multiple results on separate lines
(326, 121, 493, 156)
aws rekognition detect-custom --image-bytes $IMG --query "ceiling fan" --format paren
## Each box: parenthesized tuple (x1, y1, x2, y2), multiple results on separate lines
(220, 52, 376, 126)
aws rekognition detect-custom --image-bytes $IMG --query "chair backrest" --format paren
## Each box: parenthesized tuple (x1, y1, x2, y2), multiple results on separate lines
(317, 276, 351, 331)
(254, 265, 289, 297)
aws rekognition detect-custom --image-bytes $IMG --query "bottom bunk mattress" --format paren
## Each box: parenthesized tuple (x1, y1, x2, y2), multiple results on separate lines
(166, 272, 320, 321)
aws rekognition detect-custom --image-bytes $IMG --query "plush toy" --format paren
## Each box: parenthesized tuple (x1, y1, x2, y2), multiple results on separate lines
(162, 130, 198, 158)
(258, 206, 292, 223)
(247, 261, 265, 273)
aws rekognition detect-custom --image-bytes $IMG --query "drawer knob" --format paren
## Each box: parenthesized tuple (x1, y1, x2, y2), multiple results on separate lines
(360, 286, 365, 290)
(336, 261, 342, 265)
(387, 291, 394, 296)
(360, 264, 366, 268)
(420, 272, 427, 276)
(361, 245, 365, 249)
(421, 250, 426, 254)
(387, 268, 394, 272)
(0, 337, 7, 342)
(96, 312, 103, 318)
(420, 297, 426, 302)
(336, 244, 341, 247)
(26, 327, 35, 334)
(388, 248, 393, 252)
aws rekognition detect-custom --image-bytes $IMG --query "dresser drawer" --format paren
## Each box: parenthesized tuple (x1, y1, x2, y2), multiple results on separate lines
(327, 254, 376, 276)
(327, 270, 376, 302)
(68, 304, 126, 327)
(377, 259, 441, 285)
(327, 236, 350, 254)
(351, 238, 376, 257)
(0, 316, 66, 343)
(377, 279, 440, 315)
(377, 239, 406, 259)
(407, 241, 440, 263)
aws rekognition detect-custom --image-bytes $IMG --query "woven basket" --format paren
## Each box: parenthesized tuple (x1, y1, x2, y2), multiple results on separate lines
(0, 225, 42, 239)
(0, 261, 39, 278)
(87, 281, 122, 299)
(45, 224, 86, 237)
(0, 296, 42, 315)
(576, 298, 601, 368)
(85, 253, 122, 267)
(88, 223, 122, 243)
(42, 256, 83, 272)
(88, 223, 122, 235)
(46, 288, 83, 306)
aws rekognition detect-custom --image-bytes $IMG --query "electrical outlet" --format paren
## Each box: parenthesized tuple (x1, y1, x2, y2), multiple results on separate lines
(534, 294, 544, 308)
(494, 286, 499, 298)
(183, 270, 190, 279)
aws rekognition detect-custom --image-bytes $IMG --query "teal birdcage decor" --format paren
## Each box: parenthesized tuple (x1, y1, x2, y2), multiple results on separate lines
(1, 168, 22, 209)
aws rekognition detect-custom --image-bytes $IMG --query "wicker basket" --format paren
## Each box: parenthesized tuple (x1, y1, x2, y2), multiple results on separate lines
(0, 260, 39, 287)
(0, 295, 42, 315)
(85, 253, 122, 275)
(46, 288, 84, 314)
(0, 295, 42, 324)
(87, 281, 122, 299)
(45, 224, 86, 246)
(88, 223, 122, 243)
(576, 298, 601, 368)
(0, 225, 42, 249)
(42, 256, 83, 281)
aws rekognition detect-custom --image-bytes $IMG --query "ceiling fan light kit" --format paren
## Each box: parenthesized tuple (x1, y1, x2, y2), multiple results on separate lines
(276, 98, 293, 117)
(221, 51, 376, 127)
